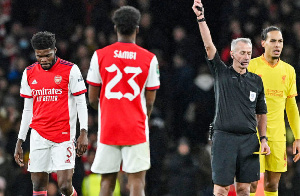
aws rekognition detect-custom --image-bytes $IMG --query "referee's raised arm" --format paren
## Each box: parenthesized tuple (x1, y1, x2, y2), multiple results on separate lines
(192, 0, 216, 60)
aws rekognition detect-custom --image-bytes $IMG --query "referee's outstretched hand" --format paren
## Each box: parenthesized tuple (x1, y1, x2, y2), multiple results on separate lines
(293, 139, 300, 162)
(76, 129, 88, 157)
(192, 0, 204, 17)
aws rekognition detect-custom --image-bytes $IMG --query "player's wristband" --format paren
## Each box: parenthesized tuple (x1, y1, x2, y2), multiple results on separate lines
(197, 18, 206, 23)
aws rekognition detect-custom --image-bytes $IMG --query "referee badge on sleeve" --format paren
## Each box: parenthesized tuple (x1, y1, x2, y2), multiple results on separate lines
(249, 91, 256, 102)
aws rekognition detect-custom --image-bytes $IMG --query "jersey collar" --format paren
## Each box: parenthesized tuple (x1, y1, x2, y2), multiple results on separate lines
(230, 66, 248, 77)
(260, 54, 280, 68)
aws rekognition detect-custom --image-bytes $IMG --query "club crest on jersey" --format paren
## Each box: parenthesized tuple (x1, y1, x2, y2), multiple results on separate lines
(249, 91, 256, 102)
(282, 75, 286, 84)
(54, 75, 62, 84)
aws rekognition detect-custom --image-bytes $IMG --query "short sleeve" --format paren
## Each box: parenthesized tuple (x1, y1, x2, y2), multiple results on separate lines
(69, 64, 87, 96)
(205, 52, 227, 77)
(256, 77, 267, 114)
(145, 55, 160, 90)
(20, 69, 32, 98)
(86, 51, 102, 86)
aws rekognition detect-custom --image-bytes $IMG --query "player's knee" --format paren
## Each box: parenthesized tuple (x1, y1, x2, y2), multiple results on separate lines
(101, 179, 116, 192)
(236, 186, 250, 195)
(264, 181, 279, 192)
(129, 177, 145, 189)
(250, 181, 258, 193)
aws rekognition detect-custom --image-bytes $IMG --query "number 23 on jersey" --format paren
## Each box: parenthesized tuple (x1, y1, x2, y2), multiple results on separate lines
(105, 64, 142, 101)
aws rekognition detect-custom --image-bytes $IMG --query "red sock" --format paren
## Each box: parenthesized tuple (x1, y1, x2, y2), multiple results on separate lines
(33, 190, 47, 196)
(72, 188, 78, 196)
(61, 187, 77, 196)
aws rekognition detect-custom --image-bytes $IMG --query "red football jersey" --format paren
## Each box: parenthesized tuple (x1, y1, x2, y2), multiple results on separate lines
(20, 58, 87, 143)
(87, 42, 160, 145)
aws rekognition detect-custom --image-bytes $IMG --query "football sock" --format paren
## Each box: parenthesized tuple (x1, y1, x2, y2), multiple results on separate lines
(71, 187, 78, 196)
(33, 190, 47, 196)
(61, 187, 77, 196)
(250, 193, 256, 196)
(264, 190, 278, 196)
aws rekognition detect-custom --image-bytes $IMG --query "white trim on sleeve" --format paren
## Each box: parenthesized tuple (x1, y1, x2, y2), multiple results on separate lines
(87, 51, 102, 85)
(69, 64, 87, 95)
(146, 55, 160, 89)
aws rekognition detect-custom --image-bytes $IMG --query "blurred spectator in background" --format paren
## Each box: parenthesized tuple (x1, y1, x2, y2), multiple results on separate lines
(170, 53, 194, 142)
(13, 151, 32, 196)
(38, 0, 83, 40)
(186, 65, 215, 146)
(220, 19, 242, 64)
(83, 26, 98, 57)
(164, 137, 199, 196)
(0, 145, 17, 196)
(0, 0, 11, 41)
(146, 108, 168, 196)
(0, 177, 6, 196)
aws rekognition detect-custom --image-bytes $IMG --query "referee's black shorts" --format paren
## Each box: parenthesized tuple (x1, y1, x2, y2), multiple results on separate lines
(211, 130, 260, 186)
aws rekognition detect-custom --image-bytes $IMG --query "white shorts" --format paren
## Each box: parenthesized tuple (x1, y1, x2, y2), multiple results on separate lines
(91, 142, 150, 174)
(28, 129, 76, 173)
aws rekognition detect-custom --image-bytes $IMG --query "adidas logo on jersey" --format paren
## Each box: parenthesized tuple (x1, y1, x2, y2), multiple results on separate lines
(32, 79, 38, 84)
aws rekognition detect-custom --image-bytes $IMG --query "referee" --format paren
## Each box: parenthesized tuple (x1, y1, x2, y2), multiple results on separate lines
(192, 1, 271, 196)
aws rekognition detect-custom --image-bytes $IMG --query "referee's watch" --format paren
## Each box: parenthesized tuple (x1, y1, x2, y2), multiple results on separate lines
(260, 136, 268, 142)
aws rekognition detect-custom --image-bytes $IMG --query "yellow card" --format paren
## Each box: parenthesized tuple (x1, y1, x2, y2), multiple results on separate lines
(253, 151, 267, 155)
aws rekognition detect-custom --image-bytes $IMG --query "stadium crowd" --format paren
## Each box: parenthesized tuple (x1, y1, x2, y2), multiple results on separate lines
(1, 0, 300, 195)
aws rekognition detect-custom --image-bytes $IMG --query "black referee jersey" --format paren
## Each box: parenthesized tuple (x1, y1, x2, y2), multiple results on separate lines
(206, 52, 267, 134)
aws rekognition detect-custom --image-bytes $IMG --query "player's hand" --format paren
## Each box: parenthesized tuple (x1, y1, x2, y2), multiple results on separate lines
(76, 129, 88, 157)
(14, 139, 24, 167)
(192, 0, 204, 17)
(293, 139, 300, 162)
(261, 140, 271, 155)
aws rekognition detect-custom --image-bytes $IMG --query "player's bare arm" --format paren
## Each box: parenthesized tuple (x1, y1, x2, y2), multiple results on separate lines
(192, 0, 216, 59)
(257, 114, 271, 155)
(14, 139, 25, 167)
(145, 90, 156, 119)
(76, 129, 88, 157)
(88, 85, 100, 110)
